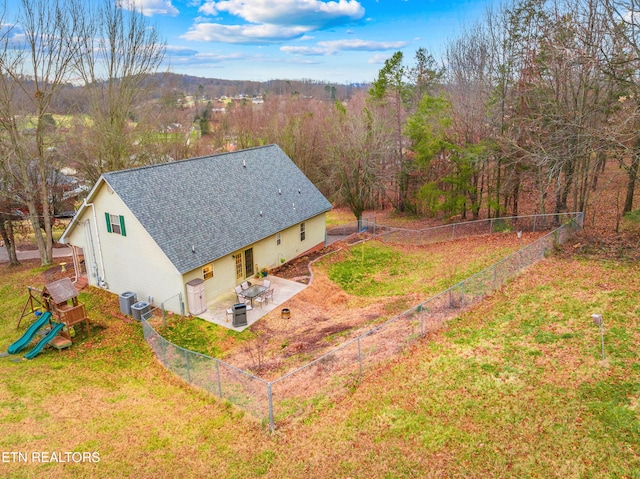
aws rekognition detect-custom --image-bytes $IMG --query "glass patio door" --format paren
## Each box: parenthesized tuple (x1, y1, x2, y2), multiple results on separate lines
(244, 248, 254, 278)
(235, 248, 254, 280)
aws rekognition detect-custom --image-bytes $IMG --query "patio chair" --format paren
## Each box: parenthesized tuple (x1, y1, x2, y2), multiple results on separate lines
(263, 279, 271, 289)
(255, 290, 268, 308)
(236, 293, 249, 305)
(264, 288, 274, 303)
(256, 288, 274, 308)
(241, 281, 249, 290)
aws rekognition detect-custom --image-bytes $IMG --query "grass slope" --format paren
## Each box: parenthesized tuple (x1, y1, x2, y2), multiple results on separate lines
(0, 253, 638, 478)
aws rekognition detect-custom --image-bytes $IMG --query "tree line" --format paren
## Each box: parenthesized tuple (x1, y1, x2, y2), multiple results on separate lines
(2, 0, 639, 267)
(217, 0, 639, 230)
(0, 0, 164, 266)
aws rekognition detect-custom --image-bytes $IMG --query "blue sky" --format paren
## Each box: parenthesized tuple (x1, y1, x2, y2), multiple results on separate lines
(1, 0, 492, 84)
(127, 0, 494, 83)
(3, 0, 493, 83)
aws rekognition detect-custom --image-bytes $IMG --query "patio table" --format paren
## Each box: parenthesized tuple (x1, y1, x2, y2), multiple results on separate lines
(240, 284, 267, 307)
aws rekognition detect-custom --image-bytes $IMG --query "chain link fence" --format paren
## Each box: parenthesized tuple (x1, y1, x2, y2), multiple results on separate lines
(142, 212, 583, 431)
(327, 212, 583, 246)
(141, 323, 272, 420)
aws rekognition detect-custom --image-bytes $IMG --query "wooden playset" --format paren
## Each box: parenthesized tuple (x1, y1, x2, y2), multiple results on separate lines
(17, 278, 90, 350)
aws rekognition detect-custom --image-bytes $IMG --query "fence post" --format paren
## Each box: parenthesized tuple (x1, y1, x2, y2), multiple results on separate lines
(161, 302, 166, 328)
(533, 215, 537, 232)
(215, 360, 222, 397)
(160, 336, 167, 365)
(137, 215, 583, 427)
(357, 338, 362, 375)
(452, 224, 456, 241)
(268, 382, 275, 433)
(184, 349, 191, 383)
(490, 218, 494, 234)
(179, 292, 185, 316)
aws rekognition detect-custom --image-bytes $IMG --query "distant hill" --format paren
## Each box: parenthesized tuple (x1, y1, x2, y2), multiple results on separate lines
(41, 72, 369, 115)
(151, 72, 369, 100)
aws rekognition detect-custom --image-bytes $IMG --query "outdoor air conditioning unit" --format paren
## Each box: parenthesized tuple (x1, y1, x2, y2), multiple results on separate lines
(119, 291, 137, 315)
(131, 301, 151, 321)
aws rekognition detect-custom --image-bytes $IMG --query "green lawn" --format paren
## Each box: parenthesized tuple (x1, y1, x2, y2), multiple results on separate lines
(321, 239, 517, 297)
(0, 250, 638, 478)
(159, 236, 520, 361)
(325, 208, 356, 229)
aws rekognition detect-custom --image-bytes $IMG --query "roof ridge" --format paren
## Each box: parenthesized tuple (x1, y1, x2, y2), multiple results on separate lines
(74, 144, 332, 274)
(103, 144, 278, 177)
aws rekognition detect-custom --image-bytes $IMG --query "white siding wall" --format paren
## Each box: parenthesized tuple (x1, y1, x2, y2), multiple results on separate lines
(65, 183, 184, 311)
(67, 186, 328, 316)
(182, 212, 327, 314)
(261, 212, 327, 268)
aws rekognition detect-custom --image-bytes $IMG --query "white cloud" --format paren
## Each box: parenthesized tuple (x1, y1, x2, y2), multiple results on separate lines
(368, 53, 390, 64)
(182, 23, 311, 44)
(212, 0, 364, 27)
(280, 45, 328, 56)
(165, 48, 325, 70)
(281, 38, 406, 56)
(198, 1, 218, 16)
(318, 39, 406, 51)
(191, 51, 247, 62)
(165, 45, 200, 57)
(122, 0, 179, 16)
(185, 0, 364, 44)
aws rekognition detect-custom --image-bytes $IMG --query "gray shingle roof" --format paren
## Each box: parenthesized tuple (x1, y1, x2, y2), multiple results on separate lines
(102, 145, 331, 274)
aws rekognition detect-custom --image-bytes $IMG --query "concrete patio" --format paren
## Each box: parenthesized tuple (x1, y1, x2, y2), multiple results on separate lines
(196, 275, 308, 332)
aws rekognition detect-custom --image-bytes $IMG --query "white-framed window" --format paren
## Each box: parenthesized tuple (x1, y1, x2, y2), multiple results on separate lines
(276, 233, 281, 246)
(300, 222, 306, 241)
(105, 213, 126, 236)
(203, 263, 213, 280)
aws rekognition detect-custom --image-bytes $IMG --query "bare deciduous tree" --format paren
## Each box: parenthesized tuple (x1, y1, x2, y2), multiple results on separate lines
(324, 101, 391, 226)
(73, 0, 166, 182)
(0, 0, 79, 265)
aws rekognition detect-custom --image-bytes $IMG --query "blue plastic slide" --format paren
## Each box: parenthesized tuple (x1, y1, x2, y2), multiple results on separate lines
(24, 322, 65, 360)
(7, 311, 52, 354)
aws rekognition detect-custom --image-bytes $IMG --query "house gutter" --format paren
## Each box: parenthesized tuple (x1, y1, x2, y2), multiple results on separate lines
(84, 199, 107, 288)
(70, 245, 80, 284)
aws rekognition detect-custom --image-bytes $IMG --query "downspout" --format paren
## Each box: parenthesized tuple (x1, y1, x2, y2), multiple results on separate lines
(70, 245, 80, 284)
(84, 220, 99, 285)
(84, 199, 107, 288)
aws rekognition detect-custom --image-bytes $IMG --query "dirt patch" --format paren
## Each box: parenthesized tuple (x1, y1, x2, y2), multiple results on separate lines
(270, 241, 343, 281)
(221, 232, 539, 379)
(559, 230, 640, 262)
(281, 323, 352, 358)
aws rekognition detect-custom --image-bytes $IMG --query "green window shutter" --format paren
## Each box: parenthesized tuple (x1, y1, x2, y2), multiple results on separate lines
(105, 212, 112, 233)
(119, 215, 126, 237)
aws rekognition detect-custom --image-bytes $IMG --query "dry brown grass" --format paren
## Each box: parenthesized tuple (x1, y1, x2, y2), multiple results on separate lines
(1, 161, 638, 478)
(2, 236, 638, 478)
(219, 231, 543, 379)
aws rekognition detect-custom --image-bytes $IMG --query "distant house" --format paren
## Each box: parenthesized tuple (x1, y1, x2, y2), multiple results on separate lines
(60, 145, 332, 314)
